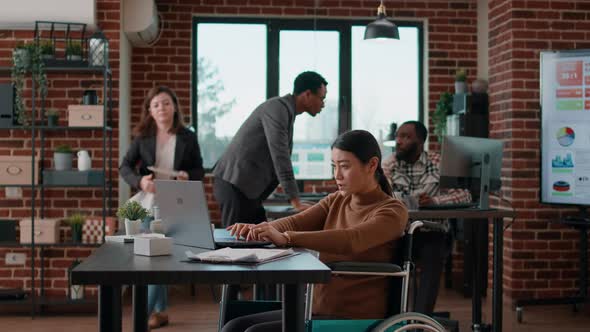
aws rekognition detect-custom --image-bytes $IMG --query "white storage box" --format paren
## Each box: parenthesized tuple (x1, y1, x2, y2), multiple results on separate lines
(68, 105, 103, 127)
(133, 234, 172, 256)
(0, 156, 38, 185)
(19, 218, 60, 244)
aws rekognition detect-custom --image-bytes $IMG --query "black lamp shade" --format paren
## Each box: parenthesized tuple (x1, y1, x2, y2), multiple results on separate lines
(364, 13, 400, 40)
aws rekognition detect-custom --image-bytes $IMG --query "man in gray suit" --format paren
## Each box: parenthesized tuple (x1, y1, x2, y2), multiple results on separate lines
(213, 71, 328, 227)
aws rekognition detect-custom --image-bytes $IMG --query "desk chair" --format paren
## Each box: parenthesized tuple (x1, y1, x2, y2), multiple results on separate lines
(218, 221, 456, 332)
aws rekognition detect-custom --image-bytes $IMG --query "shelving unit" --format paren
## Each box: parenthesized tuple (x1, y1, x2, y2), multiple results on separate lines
(0, 21, 112, 317)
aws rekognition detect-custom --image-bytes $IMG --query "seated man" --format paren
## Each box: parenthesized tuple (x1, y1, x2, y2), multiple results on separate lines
(382, 120, 471, 315)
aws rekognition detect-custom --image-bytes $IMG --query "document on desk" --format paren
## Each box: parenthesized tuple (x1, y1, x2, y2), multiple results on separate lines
(185, 247, 296, 264)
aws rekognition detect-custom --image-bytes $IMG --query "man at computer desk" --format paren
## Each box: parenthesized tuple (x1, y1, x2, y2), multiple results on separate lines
(382, 120, 471, 315)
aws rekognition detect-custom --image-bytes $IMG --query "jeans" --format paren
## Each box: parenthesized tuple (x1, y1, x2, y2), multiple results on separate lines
(141, 217, 168, 313)
(148, 285, 168, 313)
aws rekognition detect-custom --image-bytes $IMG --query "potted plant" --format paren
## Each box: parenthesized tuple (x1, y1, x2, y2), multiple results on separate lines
(46, 109, 59, 127)
(116, 200, 150, 235)
(432, 91, 453, 143)
(54, 144, 73, 170)
(39, 40, 54, 61)
(455, 68, 467, 94)
(68, 259, 84, 300)
(66, 213, 86, 243)
(11, 41, 48, 126)
(66, 40, 83, 61)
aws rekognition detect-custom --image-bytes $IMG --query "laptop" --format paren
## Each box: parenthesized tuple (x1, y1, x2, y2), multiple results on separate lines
(155, 180, 271, 250)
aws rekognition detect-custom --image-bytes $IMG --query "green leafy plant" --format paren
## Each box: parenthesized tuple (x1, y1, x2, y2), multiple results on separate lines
(39, 40, 53, 56)
(116, 200, 150, 221)
(455, 68, 467, 82)
(66, 40, 83, 56)
(55, 144, 73, 154)
(432, 91, 453, 143)
(66, 213, 86, 243)
(11, 40, 48, 126)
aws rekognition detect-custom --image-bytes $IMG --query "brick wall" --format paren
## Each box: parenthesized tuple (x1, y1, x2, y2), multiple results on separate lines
(0, 0, 120, 298)
(488, 0, 590, 301)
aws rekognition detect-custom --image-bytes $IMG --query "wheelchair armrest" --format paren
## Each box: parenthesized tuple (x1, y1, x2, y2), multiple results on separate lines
(327, 261, 402, 274)
(408, 220, 446, 234)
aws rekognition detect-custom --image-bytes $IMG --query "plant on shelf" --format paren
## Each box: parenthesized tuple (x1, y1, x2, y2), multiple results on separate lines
(432, 91, 453, 143)
(54, 144, 74, 171)
(66, 40, 83, 61)
(455, 68, 467, 94)
(46, 109, 59, 126)
(116, 201, 150, 235)
(66, 213, 86, 243)
(11, 40, 48, 126)
(39, 40, 54, 60)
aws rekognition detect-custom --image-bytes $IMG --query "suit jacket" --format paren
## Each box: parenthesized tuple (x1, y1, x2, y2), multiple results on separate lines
(119, 127, 204, 190)
(213, 94, 299, 200)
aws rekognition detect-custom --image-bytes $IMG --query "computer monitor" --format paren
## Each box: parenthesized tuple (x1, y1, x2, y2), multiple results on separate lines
(291, 142, 333, 180)
(439, 136, 503, 209)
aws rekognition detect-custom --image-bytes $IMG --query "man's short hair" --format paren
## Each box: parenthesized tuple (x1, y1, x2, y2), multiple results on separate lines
(293, 71, 328, 95)
(402, 120, 428, 143)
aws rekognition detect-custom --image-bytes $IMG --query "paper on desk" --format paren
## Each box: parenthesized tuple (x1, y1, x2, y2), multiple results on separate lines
(185, 247, 295, 264)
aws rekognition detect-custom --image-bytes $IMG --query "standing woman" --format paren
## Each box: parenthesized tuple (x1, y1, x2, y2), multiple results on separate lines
(119, 86, 204, 329)
(223, 130, 408, 332)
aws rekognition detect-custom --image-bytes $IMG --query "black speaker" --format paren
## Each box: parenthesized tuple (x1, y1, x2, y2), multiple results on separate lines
(0, 83, 15, 127)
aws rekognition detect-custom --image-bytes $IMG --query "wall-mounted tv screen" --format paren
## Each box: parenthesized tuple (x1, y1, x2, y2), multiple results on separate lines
(540, 50, 590, 206)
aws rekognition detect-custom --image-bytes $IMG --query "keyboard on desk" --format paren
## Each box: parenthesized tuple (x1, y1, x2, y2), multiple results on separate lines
(419, 202, 478, 210)
(273, 192, 328, 201)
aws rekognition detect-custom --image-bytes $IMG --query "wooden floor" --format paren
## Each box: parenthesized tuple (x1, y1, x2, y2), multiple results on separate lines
(1, 285, 589, 332)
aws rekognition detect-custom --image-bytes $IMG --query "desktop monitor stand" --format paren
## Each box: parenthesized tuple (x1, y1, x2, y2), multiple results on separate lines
(475, 152, 491, 209)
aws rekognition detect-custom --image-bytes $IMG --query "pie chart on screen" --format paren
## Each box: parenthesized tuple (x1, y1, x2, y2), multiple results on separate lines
(556, 127, 575, 147)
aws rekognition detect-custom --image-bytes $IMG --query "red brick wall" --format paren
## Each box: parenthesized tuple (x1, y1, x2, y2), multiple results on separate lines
(488, 0, 590, 302)
(0, 0, 120, 298)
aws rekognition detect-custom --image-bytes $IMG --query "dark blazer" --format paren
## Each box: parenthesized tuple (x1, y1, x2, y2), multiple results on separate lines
(119, 127, 204, 190)
(213, 94, 299, 200)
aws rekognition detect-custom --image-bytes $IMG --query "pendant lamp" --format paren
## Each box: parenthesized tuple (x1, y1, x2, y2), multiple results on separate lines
(364, 0, 400, 40)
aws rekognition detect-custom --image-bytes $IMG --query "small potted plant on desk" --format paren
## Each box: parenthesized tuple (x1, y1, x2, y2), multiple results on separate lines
(54, 144, 73, 171)
(116, 201, 150, 236)
(66, 213, 86, 243)
(46, 109, 59, 127)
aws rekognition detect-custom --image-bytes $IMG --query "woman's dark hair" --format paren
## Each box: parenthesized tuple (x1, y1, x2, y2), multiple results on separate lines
(134, 86, 185, 137)
(331, 130, 392, 196)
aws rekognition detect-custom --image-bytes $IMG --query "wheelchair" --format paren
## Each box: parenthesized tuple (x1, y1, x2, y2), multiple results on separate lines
(218, 220, 450, 332)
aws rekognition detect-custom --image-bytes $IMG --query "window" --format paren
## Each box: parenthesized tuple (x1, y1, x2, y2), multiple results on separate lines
(193, 18, 423, 170)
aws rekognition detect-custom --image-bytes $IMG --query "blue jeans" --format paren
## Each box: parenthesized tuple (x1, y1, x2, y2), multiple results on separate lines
(148, 285, 168, 313)
(142, 217, 168, 313)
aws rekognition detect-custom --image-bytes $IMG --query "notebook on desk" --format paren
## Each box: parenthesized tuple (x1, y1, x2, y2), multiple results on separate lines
(155, 180, 271, 250)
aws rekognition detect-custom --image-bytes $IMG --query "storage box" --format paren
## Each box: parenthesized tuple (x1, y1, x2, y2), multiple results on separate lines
(0, 219, 17, 243)
(43, 170, 104, 186)
(0, 156, 39, 185)
(133, 234, 172, 256)
(68, 105, 103, 127)
(19, 218, 60, 244)
(82, 217, 117, 244)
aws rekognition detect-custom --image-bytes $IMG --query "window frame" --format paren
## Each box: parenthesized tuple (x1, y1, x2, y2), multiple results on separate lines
(192, 17, 424, 171)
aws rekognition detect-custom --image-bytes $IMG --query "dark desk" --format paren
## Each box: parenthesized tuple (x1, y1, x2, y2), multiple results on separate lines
(265, 205, 514, 332)
(71, 243, 331, 332)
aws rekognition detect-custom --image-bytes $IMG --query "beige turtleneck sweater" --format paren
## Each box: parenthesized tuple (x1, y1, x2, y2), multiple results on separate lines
(270, 186, 408, 319)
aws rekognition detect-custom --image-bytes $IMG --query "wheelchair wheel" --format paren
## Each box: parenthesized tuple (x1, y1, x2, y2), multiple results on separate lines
(371, 312, 446, 332)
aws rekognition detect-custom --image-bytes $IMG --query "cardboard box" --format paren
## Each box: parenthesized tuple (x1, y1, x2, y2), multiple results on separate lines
(133, 234, 172, 256)
(19, 218, 60, 244)
(68, 105, 103, 127)
(0, 156, 39, 185)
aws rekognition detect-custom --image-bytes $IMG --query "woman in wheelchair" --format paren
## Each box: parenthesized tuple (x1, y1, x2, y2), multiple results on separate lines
(224, 130, 409, 332)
